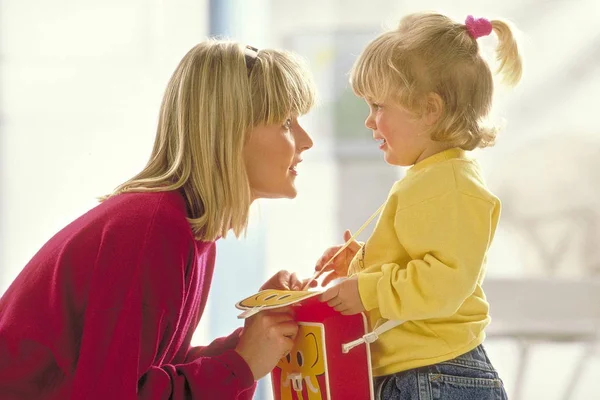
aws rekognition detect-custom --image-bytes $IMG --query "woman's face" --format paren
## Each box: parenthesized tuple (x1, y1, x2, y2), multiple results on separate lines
(244, 117, 313, 200)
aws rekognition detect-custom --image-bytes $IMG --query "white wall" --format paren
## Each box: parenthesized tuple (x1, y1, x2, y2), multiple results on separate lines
(0, 0, 209, 291)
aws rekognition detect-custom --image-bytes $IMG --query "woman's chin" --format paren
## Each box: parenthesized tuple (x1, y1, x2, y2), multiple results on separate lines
(251, 185, 297, 200)
(279, 185, 298, 199)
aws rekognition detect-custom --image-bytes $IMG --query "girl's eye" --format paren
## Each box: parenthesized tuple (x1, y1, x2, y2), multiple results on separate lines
(371, 103, 382, 110)
(283, 119, 292, 130)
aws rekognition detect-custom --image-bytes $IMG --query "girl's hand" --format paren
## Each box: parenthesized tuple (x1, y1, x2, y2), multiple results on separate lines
(314, 230, 361, 287)
(319, 275, 365, 315)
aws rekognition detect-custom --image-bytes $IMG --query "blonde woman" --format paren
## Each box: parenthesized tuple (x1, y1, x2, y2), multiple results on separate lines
(0, 40, 315, 399)
(315, 13, 523, 399)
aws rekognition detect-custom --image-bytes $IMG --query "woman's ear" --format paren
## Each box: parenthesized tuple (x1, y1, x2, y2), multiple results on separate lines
(424, 92, 443, 126)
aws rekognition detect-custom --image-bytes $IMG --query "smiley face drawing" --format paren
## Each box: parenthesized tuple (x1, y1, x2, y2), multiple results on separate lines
(275, 323, 329, 400)
(236, 289, 320, 310)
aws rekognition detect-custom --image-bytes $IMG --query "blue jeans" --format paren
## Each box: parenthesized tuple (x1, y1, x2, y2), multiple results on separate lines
(374, 345, 508, 400)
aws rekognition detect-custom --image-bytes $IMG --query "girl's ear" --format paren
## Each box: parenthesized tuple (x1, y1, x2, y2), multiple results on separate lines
(424, 92, 443, 126)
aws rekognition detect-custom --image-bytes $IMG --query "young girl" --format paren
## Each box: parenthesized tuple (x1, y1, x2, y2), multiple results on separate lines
(316, 12, 522, 399)
(0, 40, 316, 399)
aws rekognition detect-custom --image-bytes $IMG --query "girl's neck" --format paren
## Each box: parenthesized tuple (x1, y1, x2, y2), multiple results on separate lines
(414, 142, 456, 165)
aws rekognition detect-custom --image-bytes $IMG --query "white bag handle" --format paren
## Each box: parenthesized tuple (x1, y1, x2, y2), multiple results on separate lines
(302, 202, 386, 289)
(303, 200, 406, 353)
(342, 319, 404, 353)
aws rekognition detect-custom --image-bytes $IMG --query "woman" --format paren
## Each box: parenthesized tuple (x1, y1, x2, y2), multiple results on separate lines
(0, 40, 316, 399)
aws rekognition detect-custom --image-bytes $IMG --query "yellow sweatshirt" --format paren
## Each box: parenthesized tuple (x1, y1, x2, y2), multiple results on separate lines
(348, 148, 500, 377)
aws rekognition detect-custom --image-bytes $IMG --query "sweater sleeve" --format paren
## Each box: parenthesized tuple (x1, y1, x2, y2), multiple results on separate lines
(71, 307, 255, 399)
(358, 190, 498, 321)
(184, 328, 243, 361)
(69, 196, 255, 399)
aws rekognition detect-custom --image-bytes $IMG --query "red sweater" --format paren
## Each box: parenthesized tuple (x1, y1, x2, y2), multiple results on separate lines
(0, 191, 256, 399)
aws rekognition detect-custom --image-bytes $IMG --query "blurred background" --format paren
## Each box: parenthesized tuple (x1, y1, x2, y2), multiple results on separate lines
(1, 0, 599, 399)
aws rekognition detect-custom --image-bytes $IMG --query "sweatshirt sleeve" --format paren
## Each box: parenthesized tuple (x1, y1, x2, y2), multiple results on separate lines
(358, 190, 499, 321)
(69, 196, 255, 399)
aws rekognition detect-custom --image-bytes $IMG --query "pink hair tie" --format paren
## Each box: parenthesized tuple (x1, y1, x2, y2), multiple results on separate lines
(465, 15, 492, 39)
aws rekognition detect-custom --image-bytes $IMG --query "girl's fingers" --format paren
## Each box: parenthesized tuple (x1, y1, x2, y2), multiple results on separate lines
(321, 271, 339, 287)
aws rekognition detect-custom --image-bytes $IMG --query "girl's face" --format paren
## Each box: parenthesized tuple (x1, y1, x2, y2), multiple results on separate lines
(244, 117, 313, 200)
(364, 99, 432, 166)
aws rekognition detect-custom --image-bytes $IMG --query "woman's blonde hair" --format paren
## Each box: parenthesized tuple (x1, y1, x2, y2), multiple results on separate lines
(105, 40, 315, 241)
(351, 12, 522, 150)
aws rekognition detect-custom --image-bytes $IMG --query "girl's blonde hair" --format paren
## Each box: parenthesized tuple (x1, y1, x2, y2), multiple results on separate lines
(105, 40, 315, 241)
(351, 12, 522, 150)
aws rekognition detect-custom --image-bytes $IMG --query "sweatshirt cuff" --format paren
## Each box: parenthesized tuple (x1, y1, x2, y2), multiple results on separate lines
(358, 271, 383, 311)
(219, 349, 255, 389)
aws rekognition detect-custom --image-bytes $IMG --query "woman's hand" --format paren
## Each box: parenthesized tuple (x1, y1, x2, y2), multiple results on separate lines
(314, 230, 361, 287)
(235, 307, 298, 380)
(260, 270, 316, 291)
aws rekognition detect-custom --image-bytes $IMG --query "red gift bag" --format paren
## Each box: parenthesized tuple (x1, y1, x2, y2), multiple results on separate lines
(235, 203, 405, 399)
(236, 289, 393, 400)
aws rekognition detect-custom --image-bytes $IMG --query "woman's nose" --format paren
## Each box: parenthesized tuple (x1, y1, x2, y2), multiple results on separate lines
(295, 124, 313, 151)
